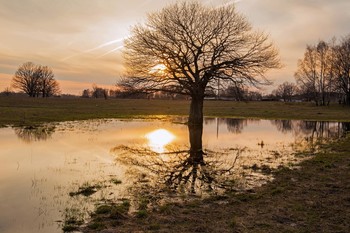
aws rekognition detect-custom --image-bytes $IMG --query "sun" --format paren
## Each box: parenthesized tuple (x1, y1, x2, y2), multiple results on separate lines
(150, 64, 167, 74)
(145, 129, 175, 153)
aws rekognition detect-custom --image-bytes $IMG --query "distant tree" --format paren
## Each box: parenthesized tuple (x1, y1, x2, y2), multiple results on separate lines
(112, 87, 149, 99)
(92, 84, 100, 98)
(12, 62, 41, 97)
(296, 81, 314, 102)
(118, 1, 280, 125)
(12, 62, 60, 97)
(91, 84, 109, 99)
(273, 82, 298, 102)
(224, 84, 247, 101)
(81, 89, 91, 98)
(1, 87, 12, 96)
(102, 89, 109, 100)
(333, 36, 350, 105)
(246, 91, 262, 101)
(295, 41, 335, 106)
(39, 66, 60, 97)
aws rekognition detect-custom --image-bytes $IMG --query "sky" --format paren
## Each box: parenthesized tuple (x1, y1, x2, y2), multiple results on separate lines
(0, 0, 349, 95)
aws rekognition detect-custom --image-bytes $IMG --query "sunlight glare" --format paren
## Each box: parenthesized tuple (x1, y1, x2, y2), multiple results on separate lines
(150, 64, 167, 74)
(145, 129, 175, 153)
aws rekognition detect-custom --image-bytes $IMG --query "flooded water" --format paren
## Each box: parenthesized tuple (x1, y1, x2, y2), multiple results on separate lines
(0, 118, 347, 233)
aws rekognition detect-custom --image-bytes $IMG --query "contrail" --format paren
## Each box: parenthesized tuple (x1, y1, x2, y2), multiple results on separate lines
(97, 46, 124, 58)
(208, 0, 242, 8)
(86, 37, 127, 53)
(61, 36, 129, 61)
(218, 0, 242, 7)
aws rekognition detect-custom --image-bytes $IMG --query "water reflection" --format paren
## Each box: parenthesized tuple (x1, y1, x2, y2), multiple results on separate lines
(112, 122, 240, 200)
(13, 124, 56, 143)
(271, 120, 343, 136)
(205, 118, 247, 134)
(271, 120, 293, 133)
(145, 129, 175, 153)
(271, 120, 347, 145)
(2, 118, 350, 233)
(113, 118, 349, 201)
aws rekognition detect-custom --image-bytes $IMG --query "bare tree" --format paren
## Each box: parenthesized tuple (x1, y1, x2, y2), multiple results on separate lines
(273, 81, 298, 102)
(91, 84, 109, 99)
(39, 66, 60, 97)
(12, 62, 60, 97)
(224, 84, 247, 101)
(119, 1, 280, 125)
(296, 81, 314, 102)
(81, 89, 91, 98)
(1, 87, 12, 96)
(295, 41, 335, 106)
(12, 62, 41, 97)
(333, 36, 350, 105)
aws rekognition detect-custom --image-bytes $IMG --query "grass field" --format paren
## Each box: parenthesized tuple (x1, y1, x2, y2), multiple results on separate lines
(1, 96, 350, 126)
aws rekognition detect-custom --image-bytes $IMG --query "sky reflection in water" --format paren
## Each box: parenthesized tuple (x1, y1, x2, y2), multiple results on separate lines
(0, 118, 347, 233)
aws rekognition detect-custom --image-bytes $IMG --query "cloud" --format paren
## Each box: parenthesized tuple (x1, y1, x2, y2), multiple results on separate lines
(235, 0, 350, 87)
(0, 0, 349, 93)
(0, 73, 12, 90)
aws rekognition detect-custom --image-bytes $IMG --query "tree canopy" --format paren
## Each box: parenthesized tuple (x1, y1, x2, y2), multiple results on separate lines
(12, 62, 60, 97)
(119, 1, 280, 124)
(295, 36, 350, 105)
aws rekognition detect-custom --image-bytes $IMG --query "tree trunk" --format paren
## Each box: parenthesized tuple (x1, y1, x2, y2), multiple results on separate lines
(188, 123, 203, 163)
(343, 122, 350, 132)
(346, 92, 350, 106)
(188, 95, 204, 126)
(188, 119, 205, 194)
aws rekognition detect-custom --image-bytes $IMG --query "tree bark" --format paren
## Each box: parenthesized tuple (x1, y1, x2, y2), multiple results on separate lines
(188, 122, 204, 163)
(346, 92, 350, 106)
(188, 94, 204, 126)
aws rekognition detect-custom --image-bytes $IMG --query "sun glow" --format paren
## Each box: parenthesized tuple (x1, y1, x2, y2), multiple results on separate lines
(145, 129, 175, 153)
(150, 64, 167, 74)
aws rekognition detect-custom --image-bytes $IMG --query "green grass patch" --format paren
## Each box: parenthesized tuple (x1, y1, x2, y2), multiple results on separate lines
(110, 178, 122, 185)
(87, 221, 105, 230)
(91, 200, 130, 221)
(62, 208, 84, 232)
(69, 182, 102, 197)
(95, 205, 113, 215)
(136, 209, 148, 218)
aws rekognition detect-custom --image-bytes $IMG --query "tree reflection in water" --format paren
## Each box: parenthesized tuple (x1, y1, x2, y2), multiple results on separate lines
(111, 123, 242, 202)
(13, 124, 56, 143)
(271, 120, 349, 138)
(112, 118, 350, 207)
(271, 120, 350, 153)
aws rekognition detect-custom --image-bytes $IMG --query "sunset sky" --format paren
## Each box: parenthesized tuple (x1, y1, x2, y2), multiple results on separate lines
(0, 0, 349, 95)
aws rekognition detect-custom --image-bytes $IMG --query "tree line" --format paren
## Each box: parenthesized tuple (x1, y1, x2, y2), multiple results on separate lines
(295, 36, 350, 106)
(268, 36, 350, 105)
(11, 62, 60, 97)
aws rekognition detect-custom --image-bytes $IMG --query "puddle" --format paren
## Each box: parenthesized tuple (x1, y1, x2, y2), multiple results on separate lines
(0, 118, 347, 233)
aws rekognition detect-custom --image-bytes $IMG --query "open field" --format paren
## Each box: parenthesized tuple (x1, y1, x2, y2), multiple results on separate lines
(82, 134, 350, 233)
(1, 96, 350, 232)
(1, 96, 350, 126)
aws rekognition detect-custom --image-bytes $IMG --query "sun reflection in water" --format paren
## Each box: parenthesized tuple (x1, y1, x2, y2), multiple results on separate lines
(145, 129, 175, 153)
